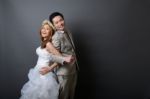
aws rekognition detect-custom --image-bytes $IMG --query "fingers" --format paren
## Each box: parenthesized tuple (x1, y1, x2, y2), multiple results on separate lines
(39, 69, 46, 75)
(41, 67, 48, 69)
(39, 67, 49, 75)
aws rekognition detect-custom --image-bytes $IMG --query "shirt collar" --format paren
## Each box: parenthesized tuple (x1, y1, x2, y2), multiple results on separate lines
(57, 30, 64, 33)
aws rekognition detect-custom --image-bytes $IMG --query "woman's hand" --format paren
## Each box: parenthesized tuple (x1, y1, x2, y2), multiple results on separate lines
(39, 66, 53, 75)
(64, 55, 75, 64)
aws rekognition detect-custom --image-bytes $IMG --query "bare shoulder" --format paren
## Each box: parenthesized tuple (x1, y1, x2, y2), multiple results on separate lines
(46, 41, 60, 55)
(45, 42, 55, 52)
(46, 42, 53, 47)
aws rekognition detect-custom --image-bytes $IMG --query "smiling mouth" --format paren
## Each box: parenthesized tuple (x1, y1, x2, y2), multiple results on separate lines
(59, 26, 64, 28)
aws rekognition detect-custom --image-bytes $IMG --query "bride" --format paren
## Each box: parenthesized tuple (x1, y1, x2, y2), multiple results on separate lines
(20, 20, 72, 99)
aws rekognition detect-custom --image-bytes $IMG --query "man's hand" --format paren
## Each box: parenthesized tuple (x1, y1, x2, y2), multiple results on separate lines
(39, 66, 53, 75)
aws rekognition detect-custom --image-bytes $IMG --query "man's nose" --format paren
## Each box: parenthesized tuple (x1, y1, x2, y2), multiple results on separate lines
(58, 22, 62, 26)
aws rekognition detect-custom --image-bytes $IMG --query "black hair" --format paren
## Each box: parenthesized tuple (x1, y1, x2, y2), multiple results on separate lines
(49, 12, 64, 24)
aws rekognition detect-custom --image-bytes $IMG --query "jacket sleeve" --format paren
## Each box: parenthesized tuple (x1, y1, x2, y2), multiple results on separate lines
(52, 32, 61, 50)
(50, 54, 65, 65)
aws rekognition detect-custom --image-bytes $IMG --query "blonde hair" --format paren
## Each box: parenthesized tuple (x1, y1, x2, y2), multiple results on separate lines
(42, 19, 55, 30)
(40, 19, 55, 48)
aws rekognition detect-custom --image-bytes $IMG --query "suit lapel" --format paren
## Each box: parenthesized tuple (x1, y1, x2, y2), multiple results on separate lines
(65, 30, 79, 71)
(65, 30, 75, 50)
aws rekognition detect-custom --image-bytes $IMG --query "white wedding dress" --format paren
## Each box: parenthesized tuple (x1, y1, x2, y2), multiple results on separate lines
(20, 47, 64, 99)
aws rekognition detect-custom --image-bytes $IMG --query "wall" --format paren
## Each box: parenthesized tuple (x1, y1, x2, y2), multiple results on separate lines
(1, 0, 150, 99)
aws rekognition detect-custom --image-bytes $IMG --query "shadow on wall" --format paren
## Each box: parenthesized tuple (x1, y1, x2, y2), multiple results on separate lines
(71, 25, 98, 99)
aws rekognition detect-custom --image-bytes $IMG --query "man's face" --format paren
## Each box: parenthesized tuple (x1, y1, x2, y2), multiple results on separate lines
(52, 16, 65, 31)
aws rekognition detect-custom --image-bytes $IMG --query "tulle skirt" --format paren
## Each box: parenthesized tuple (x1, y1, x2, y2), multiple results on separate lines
(20, 66, 59, 99)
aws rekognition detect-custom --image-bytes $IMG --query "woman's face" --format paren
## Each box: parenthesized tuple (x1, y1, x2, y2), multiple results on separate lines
(41, 24, 52, 38)
(52, 16, 65, 31)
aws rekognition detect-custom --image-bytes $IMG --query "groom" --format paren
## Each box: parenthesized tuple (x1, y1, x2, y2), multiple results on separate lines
(40, 12, 79, 99)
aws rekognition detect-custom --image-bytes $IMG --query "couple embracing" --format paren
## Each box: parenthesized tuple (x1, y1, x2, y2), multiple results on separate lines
(20, 12, 79, 99)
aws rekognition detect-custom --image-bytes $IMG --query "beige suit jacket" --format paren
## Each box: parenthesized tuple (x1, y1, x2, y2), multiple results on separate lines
(52, 30, 79, 75)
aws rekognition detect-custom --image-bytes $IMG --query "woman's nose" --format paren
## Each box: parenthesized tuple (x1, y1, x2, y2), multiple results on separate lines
(43, 29, 46, 32)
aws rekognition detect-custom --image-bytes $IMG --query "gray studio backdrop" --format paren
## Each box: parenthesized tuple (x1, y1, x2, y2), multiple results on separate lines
(1, 0, 150, 99)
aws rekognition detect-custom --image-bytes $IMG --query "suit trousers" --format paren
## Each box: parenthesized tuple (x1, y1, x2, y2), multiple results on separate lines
(58, 73, 77, 99)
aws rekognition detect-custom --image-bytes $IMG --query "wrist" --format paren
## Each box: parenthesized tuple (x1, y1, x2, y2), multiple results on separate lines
(49, 66, 54, 71)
